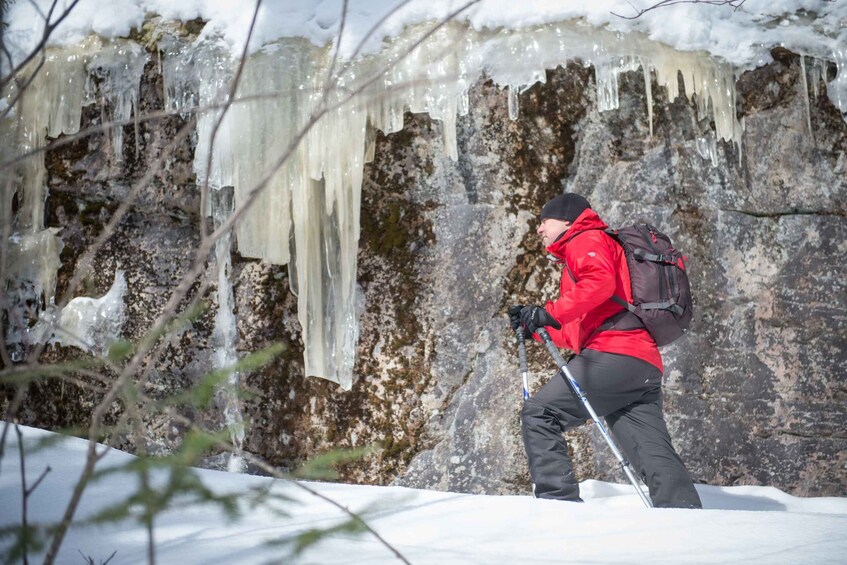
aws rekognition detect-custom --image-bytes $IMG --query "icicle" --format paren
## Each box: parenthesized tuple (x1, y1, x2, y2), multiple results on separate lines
(45, 47, 88, 138)
(364, 123, 376, 163)
(643, 60, 654, 137)
(696, 135, 718, 167)
(828, 48, 847, 116)
(14, 79, 50, 233)
(8, 45, 91, 233)
(442, 101, 459, 159)
(160, 36, 202, 119)
(192, 43, 237, 192)
(799, 55, 814, 138)
(210, 186, 246, 472)
(507, 84, 520, 120)
(88, 41, 149, 162)
(594, 60, 620, 112)
(458, 88, 469, 116)
(810, 58, 825, 100)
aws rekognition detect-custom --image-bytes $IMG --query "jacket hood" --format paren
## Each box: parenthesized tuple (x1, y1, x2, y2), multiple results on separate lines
(546, 208, 608, 260)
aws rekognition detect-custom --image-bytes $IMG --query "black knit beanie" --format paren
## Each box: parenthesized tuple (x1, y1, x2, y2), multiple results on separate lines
(539, 193, 591, 223)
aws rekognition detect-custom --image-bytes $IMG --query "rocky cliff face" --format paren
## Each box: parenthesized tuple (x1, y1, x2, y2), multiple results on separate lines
(5, 41, 846, 496)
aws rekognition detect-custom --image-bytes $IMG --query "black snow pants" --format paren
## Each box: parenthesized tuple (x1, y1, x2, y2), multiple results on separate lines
(520, 348, 702, 508)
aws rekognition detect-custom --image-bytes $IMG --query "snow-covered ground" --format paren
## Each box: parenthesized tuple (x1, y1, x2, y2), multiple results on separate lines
(2, 424, 846, 564)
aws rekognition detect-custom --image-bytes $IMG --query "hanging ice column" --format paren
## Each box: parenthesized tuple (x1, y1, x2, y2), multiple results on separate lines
(163, 39, 369, 390)
(159, 19, 749, 390)
(210, 187, 246, 473)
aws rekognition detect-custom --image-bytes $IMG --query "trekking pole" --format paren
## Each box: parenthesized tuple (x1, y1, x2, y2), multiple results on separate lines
(515, 327, 529, 400)
(535, 327, 654, 509)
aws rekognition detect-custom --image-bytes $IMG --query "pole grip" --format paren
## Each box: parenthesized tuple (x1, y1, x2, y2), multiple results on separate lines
(515, 328, 527, 374)
(536, 328, 568, 369)
(515, 327, 529, 400)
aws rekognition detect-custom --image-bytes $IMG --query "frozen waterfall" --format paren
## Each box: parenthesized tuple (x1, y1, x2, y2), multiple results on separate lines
(3, 16, 845, 390)
(158, 19, 750, 391)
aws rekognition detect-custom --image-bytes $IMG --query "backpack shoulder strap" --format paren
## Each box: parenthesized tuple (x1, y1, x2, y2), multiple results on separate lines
(562, 226, 606, 245)
(562, 227, 622, 284)
(563, 226, 643, 333)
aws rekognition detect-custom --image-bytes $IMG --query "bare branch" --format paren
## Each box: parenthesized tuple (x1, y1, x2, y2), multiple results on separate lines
(161, 407, 412, 565)
(0, 54, 47, 122)
(246, 452, 413, 565)
(0, 0, 83, 90)
(611, 0, 746, 19)
(15, 423, 52, 565)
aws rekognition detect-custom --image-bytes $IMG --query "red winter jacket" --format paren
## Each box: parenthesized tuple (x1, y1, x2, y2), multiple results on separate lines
(541, 209, 663, 372)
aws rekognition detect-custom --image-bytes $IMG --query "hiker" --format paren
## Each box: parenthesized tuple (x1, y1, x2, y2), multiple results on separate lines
(509, 192, 702, 508)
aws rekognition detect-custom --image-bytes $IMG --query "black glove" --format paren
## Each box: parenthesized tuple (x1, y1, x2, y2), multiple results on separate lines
(508, 304, 524, 331)
(519, 305, 562, 335)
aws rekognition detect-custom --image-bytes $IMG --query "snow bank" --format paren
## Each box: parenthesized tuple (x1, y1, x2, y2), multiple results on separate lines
(4, 0, 846, 68)
(2, 423, 847, 564)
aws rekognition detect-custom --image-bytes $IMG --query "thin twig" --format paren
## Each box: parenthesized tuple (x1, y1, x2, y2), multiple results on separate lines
(43, 442, 110, 564)
(161, 408, 411, 565)
(247, 451, 413, 565)
(611, 0, 746, 19)
(15, 424, 51, 565)
(0, 0, 82, 90)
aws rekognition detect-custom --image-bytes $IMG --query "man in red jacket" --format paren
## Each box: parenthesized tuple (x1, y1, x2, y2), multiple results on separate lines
(511, 193, 701, 508)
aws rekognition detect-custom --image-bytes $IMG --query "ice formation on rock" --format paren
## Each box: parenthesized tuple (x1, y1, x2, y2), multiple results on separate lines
(3, 14, 846, 389)
(45, 270, 128, 354)
(3, 229, 64, 358)
(2, 39, 145, 358)
(155, 19, 753, 389)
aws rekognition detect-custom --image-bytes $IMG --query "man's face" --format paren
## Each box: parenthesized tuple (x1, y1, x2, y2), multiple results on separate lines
(537, 217, 571, 248)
